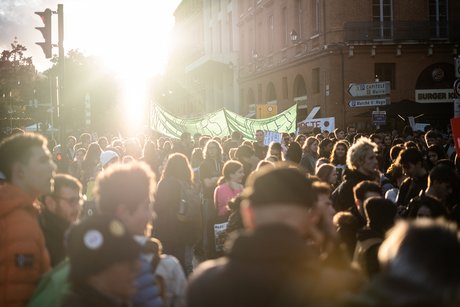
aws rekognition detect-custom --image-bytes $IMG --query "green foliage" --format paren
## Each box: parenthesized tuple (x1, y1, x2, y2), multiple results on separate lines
(45, 49, 121, 132)
(0, 38, 37, 105)
(0, 38, 38, 130)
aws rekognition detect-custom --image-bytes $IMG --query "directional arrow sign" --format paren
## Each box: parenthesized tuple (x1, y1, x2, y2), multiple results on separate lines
(348, 98, 390, 108)
(348, 81, 391, 97)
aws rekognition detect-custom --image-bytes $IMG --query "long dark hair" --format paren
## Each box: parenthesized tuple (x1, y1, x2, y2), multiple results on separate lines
(160, 153, 193, 184)
(330, 141, 348, 165)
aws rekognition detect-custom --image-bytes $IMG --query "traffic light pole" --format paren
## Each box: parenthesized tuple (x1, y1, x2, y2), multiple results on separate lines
(57, 4, 65, 143)
(35, 4, 65, 142)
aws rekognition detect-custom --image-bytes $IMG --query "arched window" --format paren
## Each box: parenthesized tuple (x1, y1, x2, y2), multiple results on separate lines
(266, 82, 277, 103)
(293, 74, 307, 109)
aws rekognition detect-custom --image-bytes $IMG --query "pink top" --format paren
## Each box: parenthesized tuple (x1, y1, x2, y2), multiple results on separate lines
(213, 183, 242, 217)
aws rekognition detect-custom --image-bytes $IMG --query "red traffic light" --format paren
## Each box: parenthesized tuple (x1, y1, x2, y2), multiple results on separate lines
(35, 8, 52, 58)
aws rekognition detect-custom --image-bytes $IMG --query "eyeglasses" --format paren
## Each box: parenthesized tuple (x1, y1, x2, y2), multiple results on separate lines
(54, 195, 84, 207)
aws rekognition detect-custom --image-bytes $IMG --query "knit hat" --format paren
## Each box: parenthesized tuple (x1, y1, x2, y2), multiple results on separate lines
(66, 215, 141, 284)
(241, 165, 316, 208)
(100, 150, 119, 168)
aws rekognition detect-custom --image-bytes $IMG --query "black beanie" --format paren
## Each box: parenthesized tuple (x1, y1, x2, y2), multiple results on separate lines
(66, 214, 141, 284)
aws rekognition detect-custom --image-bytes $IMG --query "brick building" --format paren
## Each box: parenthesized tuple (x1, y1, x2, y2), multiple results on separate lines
(162, 0, 459, 131)
(238, 0, 460, 130)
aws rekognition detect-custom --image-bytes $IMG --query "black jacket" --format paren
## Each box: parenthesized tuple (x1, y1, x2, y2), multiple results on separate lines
(396, 174, 428, 209)
(154, 177, 194, 269)
(343, 274, 455, 307)
(60, 284, 129, 307)
(39, 209, 70, 267)
(187, 225, 317, 307)
(332, 170, 377, 212)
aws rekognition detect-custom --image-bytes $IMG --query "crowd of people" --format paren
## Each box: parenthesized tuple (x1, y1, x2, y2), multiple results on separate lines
(0, 124, 459, 307)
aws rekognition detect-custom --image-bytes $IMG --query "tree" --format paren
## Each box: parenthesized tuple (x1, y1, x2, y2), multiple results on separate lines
(0, 38, 38, 131)
(44, 49, 120, 134)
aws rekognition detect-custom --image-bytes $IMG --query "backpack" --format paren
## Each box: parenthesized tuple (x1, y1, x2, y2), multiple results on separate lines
(176, 180, 203, 227)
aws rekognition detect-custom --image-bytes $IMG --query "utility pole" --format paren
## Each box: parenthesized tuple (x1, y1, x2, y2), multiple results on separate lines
(35, 4, 64, 141)
(58, 4, 65, 142)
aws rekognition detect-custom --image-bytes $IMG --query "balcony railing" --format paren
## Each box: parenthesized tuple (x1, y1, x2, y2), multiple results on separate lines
(344, 21, 460, 42)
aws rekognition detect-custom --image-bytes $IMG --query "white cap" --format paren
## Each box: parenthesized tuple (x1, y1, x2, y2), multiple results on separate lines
(100, 150, 119, 168)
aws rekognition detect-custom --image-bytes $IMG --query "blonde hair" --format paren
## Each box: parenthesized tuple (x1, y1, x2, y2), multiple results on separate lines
(346, 137, 377, 170)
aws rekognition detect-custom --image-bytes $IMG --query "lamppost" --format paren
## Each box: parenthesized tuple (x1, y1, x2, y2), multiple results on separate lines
(2, 93, 5, 132)
(8, 91, 13, 132)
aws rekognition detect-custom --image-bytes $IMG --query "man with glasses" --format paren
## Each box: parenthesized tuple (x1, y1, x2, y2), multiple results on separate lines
(39, 174, 83, 267)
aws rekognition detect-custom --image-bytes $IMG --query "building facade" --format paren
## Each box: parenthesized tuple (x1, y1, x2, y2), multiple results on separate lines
(164, 0, 459, 131)
(237, 0, 460, 130)
(161, 0, 240, 117)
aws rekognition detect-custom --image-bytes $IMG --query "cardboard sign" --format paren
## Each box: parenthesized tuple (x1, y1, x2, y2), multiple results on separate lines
(214, 222, 228, 252)
(451, 117, 460, 156)
(298, 117, 335, 133)
(264, 131, 282, 145)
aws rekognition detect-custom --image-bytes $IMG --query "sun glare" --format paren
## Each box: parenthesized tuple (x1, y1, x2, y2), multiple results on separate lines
(65, 1, 179, 133)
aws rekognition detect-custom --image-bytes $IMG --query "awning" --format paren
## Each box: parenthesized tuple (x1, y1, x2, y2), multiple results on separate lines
(353, 99, 453, 120)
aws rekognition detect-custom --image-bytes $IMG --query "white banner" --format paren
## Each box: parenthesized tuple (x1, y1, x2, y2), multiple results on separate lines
(264, 131, 283, 145)
(298, 117, 335, 133)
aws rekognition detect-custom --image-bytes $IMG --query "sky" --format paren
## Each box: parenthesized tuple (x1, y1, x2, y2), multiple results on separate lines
(0, 0, 181, 75)
(1, 0, 182, 132)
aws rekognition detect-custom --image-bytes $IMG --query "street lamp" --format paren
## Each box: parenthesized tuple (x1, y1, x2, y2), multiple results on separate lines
(290, 30, 299, 43)
(290, 29, 308, 54)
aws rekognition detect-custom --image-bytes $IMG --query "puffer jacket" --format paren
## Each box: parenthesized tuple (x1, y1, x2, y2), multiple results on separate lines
(0, 184, 51, 307)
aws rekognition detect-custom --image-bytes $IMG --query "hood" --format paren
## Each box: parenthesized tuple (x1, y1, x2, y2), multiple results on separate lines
(0, 184, 35, 218)
(343, 169, 376, 184)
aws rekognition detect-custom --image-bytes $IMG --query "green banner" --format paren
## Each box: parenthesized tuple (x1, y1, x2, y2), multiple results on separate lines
(150, 103, 229, 138)
(150, 103, 297, 140)
(223, 105, 297, 140)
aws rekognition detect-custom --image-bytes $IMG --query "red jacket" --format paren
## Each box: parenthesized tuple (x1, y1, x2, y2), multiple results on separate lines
(0, 184, 51, 307)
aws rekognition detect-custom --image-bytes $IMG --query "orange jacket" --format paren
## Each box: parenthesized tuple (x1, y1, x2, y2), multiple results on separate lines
(0, 184, 51, 307)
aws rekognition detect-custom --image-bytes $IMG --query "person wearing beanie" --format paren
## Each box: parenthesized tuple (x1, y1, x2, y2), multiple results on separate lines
(61, 215, 142, 307)
(100, 150, 120, 169)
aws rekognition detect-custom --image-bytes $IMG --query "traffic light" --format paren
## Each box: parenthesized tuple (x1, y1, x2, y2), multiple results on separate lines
(35, 8, 52, 58)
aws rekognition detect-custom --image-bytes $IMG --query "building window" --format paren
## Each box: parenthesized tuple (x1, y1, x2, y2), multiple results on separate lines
(312, 68, 320, 94)
(257, 21, 263, 55)
(249, 27, 254, 58)
(241, 32, 246, 63)
(209, 28, 213, 52)
(295, 0, 302, 38)
(282, 77, 288, 99)
(219, 21, 223, 52)
(228, 12, 233, 51)
(429, 0, 448, 38)
(268, 15, 274, 53)
(258, 84, 263, 103)
(372, 0, 393, 39)
(282, 7, 288, 46)
(375, 63, 396, 89)
(312, 0, 320, 34)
